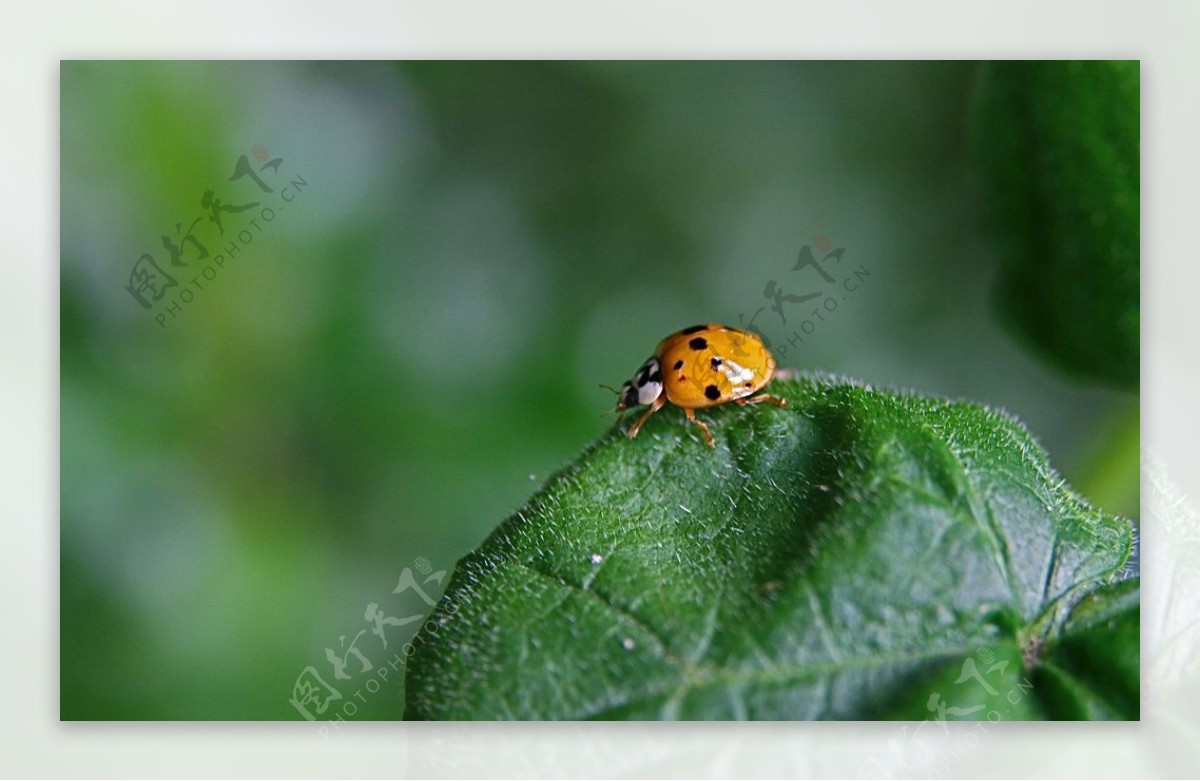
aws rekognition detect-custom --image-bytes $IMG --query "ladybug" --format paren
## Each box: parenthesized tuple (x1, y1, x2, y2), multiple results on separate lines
(609, 323, 787, 448)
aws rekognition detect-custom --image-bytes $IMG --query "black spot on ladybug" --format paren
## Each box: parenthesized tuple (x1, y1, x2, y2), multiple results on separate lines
(681, 325, 707, 335)
(673, 359, 684, 370)
(649, 370, 662, 384)
(744, 381, 753, 387)
(704, 384, 721, 400)
(710, 357, 722, 369)
(689, 337, 708, 351)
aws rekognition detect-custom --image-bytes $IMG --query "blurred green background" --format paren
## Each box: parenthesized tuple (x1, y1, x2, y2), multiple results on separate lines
(60, 61, 1137, 720)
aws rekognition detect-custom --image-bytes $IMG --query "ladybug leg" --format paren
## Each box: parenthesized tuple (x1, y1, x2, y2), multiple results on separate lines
(737, 393, 788, 408)
(626, 396, 665, 439)
(683, 407, 716, 448)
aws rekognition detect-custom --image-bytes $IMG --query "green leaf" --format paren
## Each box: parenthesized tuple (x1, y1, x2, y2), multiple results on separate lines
(972, 61, 1139, 387)
(404, 376, 1137, 719)
(1030, 577, 1140, 719)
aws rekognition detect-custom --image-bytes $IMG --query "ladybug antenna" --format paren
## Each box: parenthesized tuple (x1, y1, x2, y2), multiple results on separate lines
(598, 384, 628, 422)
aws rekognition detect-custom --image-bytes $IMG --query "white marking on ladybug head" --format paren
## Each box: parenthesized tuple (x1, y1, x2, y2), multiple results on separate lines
(629, 357, 663, 407)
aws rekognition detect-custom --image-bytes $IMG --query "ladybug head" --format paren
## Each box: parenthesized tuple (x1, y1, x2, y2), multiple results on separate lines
(601, 357, 663, 417)
(617, 380, 640, 412)
(620, 357, 663, 411)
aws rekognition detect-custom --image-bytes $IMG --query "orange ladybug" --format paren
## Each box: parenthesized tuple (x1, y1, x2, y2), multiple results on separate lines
(612, 324, 787, 448)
